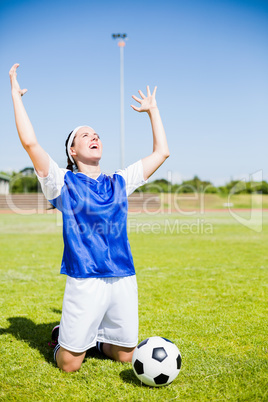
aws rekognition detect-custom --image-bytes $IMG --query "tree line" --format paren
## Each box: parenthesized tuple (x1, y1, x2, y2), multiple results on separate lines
(1, 169, 268, 195)
(138, 176, 268, 194)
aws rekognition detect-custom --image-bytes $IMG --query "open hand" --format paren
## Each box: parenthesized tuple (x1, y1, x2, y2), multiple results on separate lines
(131, 86, 157, 113)
(9, 64, 27, 96)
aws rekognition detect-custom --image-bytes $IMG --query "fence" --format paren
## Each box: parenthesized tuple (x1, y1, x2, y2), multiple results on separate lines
(0, 193, 161, 213)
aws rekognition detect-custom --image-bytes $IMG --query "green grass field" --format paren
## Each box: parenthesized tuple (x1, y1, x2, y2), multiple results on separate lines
(0, 211, 267, 401)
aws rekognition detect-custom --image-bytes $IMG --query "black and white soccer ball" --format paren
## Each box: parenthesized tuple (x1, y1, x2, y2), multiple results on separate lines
(132, 336, 182, 387)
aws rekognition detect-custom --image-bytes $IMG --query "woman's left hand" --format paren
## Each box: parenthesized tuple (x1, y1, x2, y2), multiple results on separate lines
(131, 86, 157, 113)
(9, 63, 27, 97)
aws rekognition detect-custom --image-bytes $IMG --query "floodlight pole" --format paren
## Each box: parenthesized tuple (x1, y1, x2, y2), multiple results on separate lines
(112, 34, 127, 169)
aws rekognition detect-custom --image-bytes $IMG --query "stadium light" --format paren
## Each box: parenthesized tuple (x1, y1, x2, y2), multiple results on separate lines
(112, 33, 128, 169)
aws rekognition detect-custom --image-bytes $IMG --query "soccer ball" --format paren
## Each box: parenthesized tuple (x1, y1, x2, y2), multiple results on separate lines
(132, 336, 182, 387)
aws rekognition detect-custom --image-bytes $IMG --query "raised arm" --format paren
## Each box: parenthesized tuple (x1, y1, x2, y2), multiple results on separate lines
(131, 86, 170, 181)
(9, 64, 49, 177)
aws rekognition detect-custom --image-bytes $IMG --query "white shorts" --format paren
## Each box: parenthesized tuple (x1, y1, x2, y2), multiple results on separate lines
(58, 275, 139, 353)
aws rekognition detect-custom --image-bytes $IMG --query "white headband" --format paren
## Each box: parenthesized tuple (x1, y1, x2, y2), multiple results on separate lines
(67, 125, 94, 164)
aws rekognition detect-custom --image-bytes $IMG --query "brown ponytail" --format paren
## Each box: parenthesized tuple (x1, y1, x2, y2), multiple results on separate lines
(65, 130, 77, 171)
(48, 130, 77, 210)
(66, 157, 74, 172)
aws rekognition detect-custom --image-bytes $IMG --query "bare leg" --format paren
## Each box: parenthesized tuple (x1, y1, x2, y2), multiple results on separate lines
(56, 346, 86, 372)
(102, 343, 135, 363)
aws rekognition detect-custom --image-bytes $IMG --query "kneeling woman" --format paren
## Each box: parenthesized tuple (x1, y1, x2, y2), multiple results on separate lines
(9, 63, 170, 372)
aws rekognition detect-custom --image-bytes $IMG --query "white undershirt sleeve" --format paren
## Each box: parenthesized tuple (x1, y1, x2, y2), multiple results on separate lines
(34, 155, 67, 201)
(116, 159, 147, 197)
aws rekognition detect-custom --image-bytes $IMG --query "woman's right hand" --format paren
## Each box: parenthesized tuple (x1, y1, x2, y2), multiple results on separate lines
(9, 63, 49, 177)
(9, 63, 27, 96)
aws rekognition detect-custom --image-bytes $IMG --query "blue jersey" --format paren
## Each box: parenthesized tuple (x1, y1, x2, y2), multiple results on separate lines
(36, 156, 146, 278)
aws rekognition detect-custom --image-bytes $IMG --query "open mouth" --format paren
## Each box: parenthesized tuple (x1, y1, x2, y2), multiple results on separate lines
(90, 145, 98, 149)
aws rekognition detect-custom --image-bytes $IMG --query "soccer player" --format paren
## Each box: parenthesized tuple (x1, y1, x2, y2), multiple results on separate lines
(9, 63, 170, 372)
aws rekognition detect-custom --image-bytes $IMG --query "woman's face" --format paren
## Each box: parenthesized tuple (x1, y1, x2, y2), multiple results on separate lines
(70, 126, 103, 164)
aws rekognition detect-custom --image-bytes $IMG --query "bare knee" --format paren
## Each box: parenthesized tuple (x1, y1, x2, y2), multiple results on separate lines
(103, 344, 135, 363)
(59, 360, 82, 373)
(117, 351, 133, 363)
(56, 347, 86, 373)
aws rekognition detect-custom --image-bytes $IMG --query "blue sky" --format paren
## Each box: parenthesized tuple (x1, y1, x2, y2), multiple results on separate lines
(1, 0, 268, 185)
